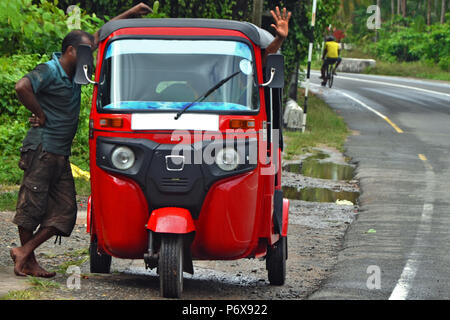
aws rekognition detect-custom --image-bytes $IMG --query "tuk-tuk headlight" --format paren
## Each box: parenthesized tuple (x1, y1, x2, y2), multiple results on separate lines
(215, 148, 239, 171)
(111, 146, 135, 170)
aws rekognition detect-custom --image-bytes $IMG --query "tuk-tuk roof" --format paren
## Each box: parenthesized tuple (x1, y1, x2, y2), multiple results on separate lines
(98, 18, 275, 49)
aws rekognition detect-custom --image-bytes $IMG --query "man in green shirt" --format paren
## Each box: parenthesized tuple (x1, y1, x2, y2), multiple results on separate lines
(10, 3, 152, 278)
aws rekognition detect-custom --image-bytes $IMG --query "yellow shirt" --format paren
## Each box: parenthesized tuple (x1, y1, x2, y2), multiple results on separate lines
(325, 41, 340, 58)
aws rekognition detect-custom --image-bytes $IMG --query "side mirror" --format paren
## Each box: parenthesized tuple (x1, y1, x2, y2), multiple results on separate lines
(262, 54, 285, 89)
(74, 44, 95, 85)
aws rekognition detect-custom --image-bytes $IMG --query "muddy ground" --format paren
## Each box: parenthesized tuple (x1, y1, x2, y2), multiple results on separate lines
(0, 147, 359, 300)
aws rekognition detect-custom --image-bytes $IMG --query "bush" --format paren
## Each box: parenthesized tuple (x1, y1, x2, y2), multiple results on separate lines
(0, 0, 104, 56)
(0, 54, 51, 116)
(0, 54, 92, 184)
(354, 15, 450, 71)
(0, 0, 104, 185)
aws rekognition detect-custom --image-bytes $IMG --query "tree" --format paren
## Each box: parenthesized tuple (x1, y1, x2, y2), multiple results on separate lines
(442, 0, 446, 23)
(391, 0, 395, 20)
(402, 0, 407, 17)
(427, 0, 432, 25)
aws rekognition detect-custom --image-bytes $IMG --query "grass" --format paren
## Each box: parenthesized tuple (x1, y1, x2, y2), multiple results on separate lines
(55, 247, 90, 274)
(363, 60, 450, 81)
(1, 249, 90, 300)
(74, 177, 91, 196)
(341, 47, 450, 81)
(27, 276, 61, 289)
(0, 276, 61, 300)
(283, 90, 349, 160)
(0, 191, 19, 211)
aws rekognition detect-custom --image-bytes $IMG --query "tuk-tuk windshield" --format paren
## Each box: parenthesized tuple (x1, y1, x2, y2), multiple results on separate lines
(98, 39, 260, 112)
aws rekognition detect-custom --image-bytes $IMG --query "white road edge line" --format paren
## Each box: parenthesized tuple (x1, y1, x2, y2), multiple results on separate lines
(388, 155, 434, 300)
(307, 82, 403, 132)
(310, 71, 450, 98)
(316, 85, 404, 133)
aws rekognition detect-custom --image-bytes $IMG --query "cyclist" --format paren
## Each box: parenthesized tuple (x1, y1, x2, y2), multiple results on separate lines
(320, 35, 342, 86)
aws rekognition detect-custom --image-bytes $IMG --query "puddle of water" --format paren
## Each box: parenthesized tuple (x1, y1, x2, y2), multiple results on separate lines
(283, 152, 355, 181)
(282, 186, 359, 204)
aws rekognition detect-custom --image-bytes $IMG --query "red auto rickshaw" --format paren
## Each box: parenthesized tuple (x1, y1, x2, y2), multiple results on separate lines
(75, 18, 289, 298)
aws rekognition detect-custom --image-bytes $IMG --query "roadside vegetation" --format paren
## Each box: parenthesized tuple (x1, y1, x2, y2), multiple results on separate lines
(0, 276, 61, 300)
(284, 89, 350, 160)
(327, 1, 449, 81)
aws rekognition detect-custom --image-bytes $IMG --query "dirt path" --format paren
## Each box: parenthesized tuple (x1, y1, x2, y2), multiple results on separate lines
(0, 147, 359, 300)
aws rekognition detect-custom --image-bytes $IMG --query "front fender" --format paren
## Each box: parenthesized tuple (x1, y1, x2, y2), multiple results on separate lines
(147, 207, 195, 234)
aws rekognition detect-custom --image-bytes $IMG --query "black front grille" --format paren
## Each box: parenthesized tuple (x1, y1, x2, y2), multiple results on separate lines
(161, 177, 189, 188)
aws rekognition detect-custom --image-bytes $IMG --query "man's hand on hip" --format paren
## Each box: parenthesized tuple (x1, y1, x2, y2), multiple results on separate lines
(29, 113, 45, 127)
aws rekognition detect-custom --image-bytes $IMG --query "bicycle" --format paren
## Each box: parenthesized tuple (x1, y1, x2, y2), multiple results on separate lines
(323, 62, 336, 88)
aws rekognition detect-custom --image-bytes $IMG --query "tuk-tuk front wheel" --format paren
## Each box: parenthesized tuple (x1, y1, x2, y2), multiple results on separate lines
(266, 236, 287, 285)
(159, 234, 184, 298)
(89, 238, 112, 274)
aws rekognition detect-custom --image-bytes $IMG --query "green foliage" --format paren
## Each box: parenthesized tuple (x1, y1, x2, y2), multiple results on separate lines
(342, 0, 449, 72)
(55, 0, 135, 19)
(0, 191, 19, 211)
(0, 54, 49, 116)
(0, 54, 49, 184)
(363, 60, 450, 81)
(0, 0, 103, 56)
(261, 0, 340, 98)
(0, 54, 93, 184)
(0, 1, 102, 185)
(365, 22, 450, 69)
(284, 90, 349, 159)
(70, 86, 93, 172)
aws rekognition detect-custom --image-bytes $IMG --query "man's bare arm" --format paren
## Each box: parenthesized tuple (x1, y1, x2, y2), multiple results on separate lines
(263, 6, 292, 65)
(15, 78, 46, 127)
(93, 2, 152, 48)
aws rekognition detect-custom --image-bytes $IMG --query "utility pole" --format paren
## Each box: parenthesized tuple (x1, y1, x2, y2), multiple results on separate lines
(252, 0, 263, 27)
(302, 0, 317, 133)
(376, 0, 381, 41)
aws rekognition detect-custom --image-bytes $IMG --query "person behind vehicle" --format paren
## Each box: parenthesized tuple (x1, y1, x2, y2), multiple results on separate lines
(10, 2, 152, 278)
(320, 35, 342, 85)
(234, 6, 291, 105)
(263, 6, 291, 65)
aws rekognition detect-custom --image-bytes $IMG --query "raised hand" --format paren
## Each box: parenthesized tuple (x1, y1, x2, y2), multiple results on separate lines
(270, 6, 291, 39)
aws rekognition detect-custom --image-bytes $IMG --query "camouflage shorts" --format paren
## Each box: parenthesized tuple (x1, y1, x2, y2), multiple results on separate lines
(13, 145, 77, 237)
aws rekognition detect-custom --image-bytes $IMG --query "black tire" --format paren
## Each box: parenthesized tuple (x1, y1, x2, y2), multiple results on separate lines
(159, 234, 184, 298)
(327, 65, 334, 88)
(89, 238, 112, 274)
(328, 72, 334, 88)
(266, 236, 287, 285)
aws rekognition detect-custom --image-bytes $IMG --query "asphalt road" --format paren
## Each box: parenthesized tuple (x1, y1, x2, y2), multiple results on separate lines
(304, 71, 450, 300)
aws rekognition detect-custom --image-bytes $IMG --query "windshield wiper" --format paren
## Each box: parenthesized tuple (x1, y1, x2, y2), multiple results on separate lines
(174, 71, 241, 120)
